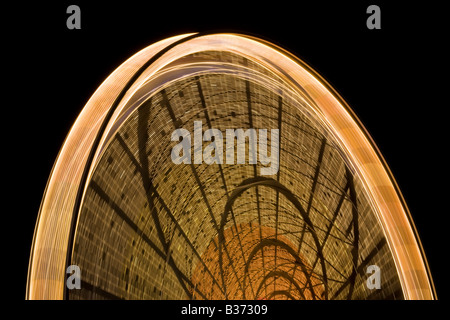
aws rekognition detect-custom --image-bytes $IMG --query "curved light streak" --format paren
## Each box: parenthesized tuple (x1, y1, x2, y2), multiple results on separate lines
(27, 33, 435, 300)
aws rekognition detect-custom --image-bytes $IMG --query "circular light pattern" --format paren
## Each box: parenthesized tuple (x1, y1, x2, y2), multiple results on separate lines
(27, 33, 435, 300)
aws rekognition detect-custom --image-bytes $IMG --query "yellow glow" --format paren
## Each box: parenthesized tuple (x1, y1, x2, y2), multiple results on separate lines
(27, 33, 435, 300)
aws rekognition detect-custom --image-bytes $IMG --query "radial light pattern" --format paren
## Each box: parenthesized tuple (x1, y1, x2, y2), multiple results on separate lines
(27, 33, 435, 300)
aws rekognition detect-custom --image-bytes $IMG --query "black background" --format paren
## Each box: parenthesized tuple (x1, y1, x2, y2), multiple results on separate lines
(10, 0, 446, 307)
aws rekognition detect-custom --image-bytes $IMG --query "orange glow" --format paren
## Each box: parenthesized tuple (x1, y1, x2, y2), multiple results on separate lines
(27, 33, 435, 300)
(192, 224, 324, 300)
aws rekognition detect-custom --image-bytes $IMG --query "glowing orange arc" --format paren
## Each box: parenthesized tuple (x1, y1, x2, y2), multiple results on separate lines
(27, 33, 435, 300)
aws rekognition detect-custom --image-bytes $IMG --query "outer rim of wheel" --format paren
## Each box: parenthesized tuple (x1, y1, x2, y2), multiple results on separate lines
(27, 32, 436, 300)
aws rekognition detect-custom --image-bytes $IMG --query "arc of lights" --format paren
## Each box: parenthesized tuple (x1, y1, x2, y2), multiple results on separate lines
(27, 33, 436, 300)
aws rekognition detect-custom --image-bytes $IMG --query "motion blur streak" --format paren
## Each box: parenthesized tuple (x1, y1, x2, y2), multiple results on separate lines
(27, 33, 435, 300)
